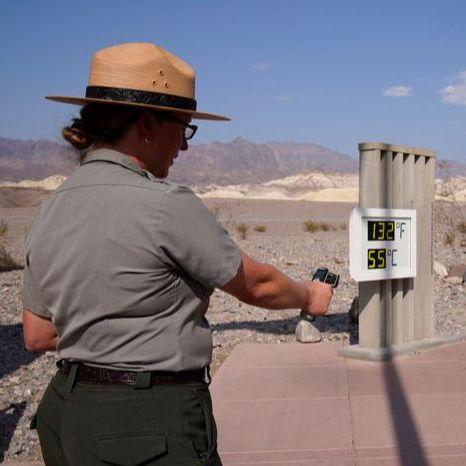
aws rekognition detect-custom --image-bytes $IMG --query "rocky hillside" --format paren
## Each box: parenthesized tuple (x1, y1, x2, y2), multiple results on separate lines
(1, 136, 464, 186)
(169, 138, 358, 185)
(0, 137, 77, 181)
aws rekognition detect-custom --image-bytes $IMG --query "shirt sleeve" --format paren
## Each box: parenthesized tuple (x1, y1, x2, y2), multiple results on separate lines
(155, 184, 242, 289)
(22, 256, 52, 318)
(21, 212, 52, 319)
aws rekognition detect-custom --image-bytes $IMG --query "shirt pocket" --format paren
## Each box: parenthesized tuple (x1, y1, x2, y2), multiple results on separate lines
(96, 431, 167, 465)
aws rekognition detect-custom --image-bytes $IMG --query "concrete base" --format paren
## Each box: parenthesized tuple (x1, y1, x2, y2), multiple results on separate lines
(339, 336, 464, 361)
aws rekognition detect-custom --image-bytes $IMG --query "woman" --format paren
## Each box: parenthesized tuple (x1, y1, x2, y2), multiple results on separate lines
(22, 43, 333, 465)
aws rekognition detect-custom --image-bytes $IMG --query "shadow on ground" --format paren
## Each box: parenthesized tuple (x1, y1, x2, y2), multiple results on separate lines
(0, 401, 26, 462)
(0, 323, 41, 379)
(211, 313, 358, 341)
(383, 352, 429, 465)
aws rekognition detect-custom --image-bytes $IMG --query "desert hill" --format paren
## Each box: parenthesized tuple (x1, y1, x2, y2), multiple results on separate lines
(2, 172, 465, 206)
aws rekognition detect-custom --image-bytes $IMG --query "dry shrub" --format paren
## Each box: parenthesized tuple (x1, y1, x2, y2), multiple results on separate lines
(458, 221, 466, 235)
(210, 202, 224, 217)
(0, 221, 22, 271)
(303, 220, 319, 232)
(254, 225, 267, 233)
(444, 231, 455, 247)
(0, 221, 8, 237)
(237, 223, 249, 240)
(303, 220, 336, 232)
(0, 245, 22, 271)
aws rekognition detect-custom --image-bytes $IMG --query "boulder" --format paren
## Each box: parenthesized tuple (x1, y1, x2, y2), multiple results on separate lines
(433, 261, 448, 277)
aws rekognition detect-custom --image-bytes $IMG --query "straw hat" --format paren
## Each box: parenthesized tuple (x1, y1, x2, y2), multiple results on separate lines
(46, 42, 229, 121)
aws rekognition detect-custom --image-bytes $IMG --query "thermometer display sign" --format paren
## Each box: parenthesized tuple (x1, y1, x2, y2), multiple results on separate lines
(349, 208, 416, 281)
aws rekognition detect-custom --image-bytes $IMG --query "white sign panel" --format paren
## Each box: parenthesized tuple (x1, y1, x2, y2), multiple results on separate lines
(349, 208, 417, 282)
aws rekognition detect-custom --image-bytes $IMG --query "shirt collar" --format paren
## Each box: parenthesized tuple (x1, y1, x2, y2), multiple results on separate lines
(82, 149, 157, 181)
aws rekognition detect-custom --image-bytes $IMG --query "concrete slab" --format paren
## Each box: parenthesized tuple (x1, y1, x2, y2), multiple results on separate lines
(218, 341, 345, 369)
(351, 392, 466, 450)
(212, 340, 466, 465)
(346, 360, 466, 395)
(212, 365, 348, 400)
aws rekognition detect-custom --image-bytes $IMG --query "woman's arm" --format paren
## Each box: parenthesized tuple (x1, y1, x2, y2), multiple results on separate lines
(22, 308, 58, 352)
(220, 252, 333, 316)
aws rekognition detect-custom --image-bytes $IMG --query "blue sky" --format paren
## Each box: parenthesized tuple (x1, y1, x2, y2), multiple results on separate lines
(1, 0, 465, 161)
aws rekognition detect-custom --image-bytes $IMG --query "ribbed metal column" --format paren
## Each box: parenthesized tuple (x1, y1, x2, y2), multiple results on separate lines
(342, 142, 444, 360)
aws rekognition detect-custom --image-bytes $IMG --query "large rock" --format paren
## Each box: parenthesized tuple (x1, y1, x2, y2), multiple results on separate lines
(295, 319, 322, 343)
(433, 261, 448, 277)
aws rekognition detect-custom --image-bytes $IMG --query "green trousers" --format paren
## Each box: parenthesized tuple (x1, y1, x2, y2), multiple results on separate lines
(33, 369, 223, 465)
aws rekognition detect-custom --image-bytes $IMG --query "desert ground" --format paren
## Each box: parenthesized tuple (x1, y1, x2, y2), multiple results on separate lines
(1, 191, 465, 462)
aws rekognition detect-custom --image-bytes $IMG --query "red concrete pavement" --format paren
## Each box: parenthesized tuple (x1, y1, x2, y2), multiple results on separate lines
(211, 340, 466, 466)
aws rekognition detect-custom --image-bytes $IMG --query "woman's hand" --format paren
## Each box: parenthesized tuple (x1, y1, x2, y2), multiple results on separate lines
(302, 281, 333, 317)
(22, 308, 58, 352)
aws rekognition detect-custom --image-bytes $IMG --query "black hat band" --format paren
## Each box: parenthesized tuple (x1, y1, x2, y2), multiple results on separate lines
(85, 86, 197, 111)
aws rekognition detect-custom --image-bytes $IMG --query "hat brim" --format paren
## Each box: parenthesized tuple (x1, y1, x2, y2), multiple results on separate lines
(45, 96, 230, 121)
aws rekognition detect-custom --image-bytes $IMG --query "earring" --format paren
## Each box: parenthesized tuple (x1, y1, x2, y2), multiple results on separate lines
(144, 137, 151, 145)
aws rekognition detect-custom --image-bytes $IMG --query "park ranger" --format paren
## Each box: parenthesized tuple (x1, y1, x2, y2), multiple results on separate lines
(22, 42, 333, 465)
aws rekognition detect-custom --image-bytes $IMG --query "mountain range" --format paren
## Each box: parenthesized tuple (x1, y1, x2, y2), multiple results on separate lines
(0, 136, 464, 185)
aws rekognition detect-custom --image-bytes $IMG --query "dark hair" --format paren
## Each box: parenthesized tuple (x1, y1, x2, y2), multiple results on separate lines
(62, 103, 147, 162)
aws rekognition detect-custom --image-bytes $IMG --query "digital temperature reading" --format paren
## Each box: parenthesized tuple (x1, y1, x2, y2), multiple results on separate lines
(349, 208, 417, 281)
(368, 221, 395, 241)
(367, 248, 387, 269)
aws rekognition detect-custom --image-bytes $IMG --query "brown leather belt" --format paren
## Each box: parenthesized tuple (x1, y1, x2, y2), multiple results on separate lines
(57, 360, 208, 386)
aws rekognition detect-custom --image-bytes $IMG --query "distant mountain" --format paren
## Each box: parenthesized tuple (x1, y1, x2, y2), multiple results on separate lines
(0, 136, 464, 185)
(168, 138, 357, 185)
(0, 137, 77, 181)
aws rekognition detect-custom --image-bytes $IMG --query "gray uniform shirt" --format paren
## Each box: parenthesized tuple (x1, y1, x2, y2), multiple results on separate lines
(22, 149, 241, 371)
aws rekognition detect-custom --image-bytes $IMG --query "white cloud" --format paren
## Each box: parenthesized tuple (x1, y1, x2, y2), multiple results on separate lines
(440, 71, 466, 106)
(272, 94, 291, 101)
(252, 61, 272, 71)
(383, 86, 413, 97)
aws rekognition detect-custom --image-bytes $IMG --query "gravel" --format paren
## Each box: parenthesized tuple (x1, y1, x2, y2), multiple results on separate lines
(1, 200, 465, 462)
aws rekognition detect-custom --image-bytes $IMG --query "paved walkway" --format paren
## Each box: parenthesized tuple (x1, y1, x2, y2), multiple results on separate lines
(5, 340, 466, 465)
(210, 340, 466, 466)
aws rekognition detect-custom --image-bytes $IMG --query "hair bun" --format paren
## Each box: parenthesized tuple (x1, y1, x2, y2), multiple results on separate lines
(62, 126, 93, 150)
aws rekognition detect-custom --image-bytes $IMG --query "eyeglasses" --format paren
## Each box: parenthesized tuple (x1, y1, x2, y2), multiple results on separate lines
(163, 114, 198, 140)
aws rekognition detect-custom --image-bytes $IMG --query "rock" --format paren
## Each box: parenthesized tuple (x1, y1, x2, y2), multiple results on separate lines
(433, 261, 448, 277)
(445, 276, 463, 285)
(295, 319, 322, 343)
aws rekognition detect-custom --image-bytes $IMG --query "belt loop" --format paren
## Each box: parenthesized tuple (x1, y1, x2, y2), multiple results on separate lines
(65, 363, 79, 393)
(204, 366, 211, 386)
(134, 371, 152, 389)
